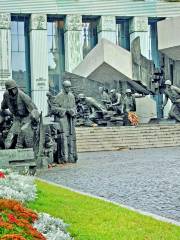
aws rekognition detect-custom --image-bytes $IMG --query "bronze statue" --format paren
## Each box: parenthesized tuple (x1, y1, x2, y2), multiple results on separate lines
(46, 92, 56, 117)
(99, 87, 111, 109)
(16, 109, 40, 149)
(109, 89, 123, 115)
(0, 109, 13, 149)
(123, 89, 136, 126)
(52, 80, 77, 163)
(123, 89, 136, 113)
(1, 80, 38, 149)
(162, 80, 180, 121)
(77, 93, 107, 125)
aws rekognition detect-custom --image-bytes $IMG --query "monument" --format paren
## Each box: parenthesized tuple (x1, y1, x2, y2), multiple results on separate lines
(162, 80, 180, 122)
(0, 80, 56, 172)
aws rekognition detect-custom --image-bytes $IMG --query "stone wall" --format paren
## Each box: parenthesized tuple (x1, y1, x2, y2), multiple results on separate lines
(63, 72, 109, 100)
(131, 37, 154, 89)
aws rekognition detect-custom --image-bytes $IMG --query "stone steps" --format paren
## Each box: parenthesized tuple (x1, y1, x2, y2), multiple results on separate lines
(76, 125, 180, 152)
(77, 132, 180, 138)
(77, 141, 180, 150)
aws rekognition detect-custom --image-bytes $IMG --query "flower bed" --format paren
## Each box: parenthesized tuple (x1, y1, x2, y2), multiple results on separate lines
(0, 169, 36, 202)
(0, 170, 73, 240)
(0, 199, 45, 240)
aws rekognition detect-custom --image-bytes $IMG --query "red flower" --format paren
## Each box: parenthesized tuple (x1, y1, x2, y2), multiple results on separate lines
(8, 213, 18, 223)
(0, 171, 6, 178)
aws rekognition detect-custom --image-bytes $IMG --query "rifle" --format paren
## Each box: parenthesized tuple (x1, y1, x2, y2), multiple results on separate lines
(36, 111, 45, 168)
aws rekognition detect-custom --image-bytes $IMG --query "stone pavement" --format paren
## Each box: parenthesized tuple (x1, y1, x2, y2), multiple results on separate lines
(39, 147, 180, 222)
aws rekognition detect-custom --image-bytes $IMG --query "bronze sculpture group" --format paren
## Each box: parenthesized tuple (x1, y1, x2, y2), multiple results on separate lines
(0, 78, 180, 169)
(0, 80, 77, 167)
(76, 87, 137, 127)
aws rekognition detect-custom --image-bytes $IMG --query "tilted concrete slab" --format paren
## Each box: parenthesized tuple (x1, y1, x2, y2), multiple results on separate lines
(158, 17, 180, 60)
(73, 38, 133, 82)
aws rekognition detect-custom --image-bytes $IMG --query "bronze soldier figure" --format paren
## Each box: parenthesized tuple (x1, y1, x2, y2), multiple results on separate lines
(77, 93, 107, 125)
(109, 89, 123, 115)
(123, 89, 136, 113)
(162, 80, 180, 121)
(1, 80, 37, 148)
(123, 89, 136, 126)
(99, 87, 111, 109)
(52, 80, 78, 163)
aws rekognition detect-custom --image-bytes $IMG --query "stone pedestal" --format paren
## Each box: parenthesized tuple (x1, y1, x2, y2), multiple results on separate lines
(64, 15, 83, 72)
(30, 14, 49, 115)
(0, 13, 12, 103)
(129, 17, 149, 59)
(97, 16, 116, 44)
(136, 95, 157, 123)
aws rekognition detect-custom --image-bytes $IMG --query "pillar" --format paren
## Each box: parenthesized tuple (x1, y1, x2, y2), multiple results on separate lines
(30, 14, 49, 115)
(129, 17, 149, 59)
(97, 16, 116, 44)
(0, 13, 12, 103)
(64, 15, 83, 72)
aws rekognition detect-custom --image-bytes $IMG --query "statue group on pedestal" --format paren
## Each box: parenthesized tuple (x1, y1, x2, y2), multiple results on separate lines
(76, 87, 138, 127)
(1, 77, 180, 169)
(0, 79, 77, 168)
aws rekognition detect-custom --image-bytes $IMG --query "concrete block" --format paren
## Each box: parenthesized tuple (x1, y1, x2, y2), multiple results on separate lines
(136, 96, 157, 123)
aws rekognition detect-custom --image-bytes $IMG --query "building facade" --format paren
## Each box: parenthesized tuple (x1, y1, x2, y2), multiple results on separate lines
(0, 0, 180, 114)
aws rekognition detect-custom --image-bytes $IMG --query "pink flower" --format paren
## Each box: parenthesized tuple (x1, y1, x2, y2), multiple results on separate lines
(0, 171, 5, 178)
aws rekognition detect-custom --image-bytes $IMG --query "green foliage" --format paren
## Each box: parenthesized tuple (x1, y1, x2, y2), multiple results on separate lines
(27, 180, 180, 240)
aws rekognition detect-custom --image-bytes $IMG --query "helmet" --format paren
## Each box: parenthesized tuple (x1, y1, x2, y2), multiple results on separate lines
(126, 89, 132, 93)
(5, 80, 17, 90)
(63, 80, 71, 87)
(110, 89, 116, 94)
(46, 92, 52, 97)
(165, 80, 172, 85)
(78, 93, 85, 99)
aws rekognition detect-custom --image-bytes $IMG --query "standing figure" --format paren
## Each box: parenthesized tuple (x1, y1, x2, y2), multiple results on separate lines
(162, 80, 180, 121)
(109, 89, 123, 115)
(52, 81, 77, 163)
(123, 89, 137, 126)
(123, 89, 136, 113)
(1, 80, 37, 148)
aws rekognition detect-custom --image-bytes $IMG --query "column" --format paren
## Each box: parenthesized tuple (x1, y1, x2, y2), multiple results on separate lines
(129, 17, 149, 59)
(64, 15, 83, 73)
(0, 13, 12, 103)
(97, 16, 116, 44)
(30, 14, 49, 115)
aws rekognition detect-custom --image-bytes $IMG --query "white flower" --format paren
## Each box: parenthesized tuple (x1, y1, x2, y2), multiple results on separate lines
(0, 171, 37, 202)
(34, 213, 73, 240)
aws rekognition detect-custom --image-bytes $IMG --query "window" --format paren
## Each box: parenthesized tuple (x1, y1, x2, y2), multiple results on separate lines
(47, 17, 65, 95)
(116, 19, 130, 51)
(11, 16, 31, 95)
(82, 19, 98, 58)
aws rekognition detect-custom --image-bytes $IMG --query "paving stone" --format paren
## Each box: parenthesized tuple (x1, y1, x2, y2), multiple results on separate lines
(39, 147, 180, 222)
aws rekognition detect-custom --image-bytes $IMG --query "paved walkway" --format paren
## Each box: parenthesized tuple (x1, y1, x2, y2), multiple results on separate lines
(39, 147, 180, 222)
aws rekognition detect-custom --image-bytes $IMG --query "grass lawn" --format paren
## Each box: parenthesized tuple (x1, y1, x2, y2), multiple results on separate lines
(27, 180, 180, 240)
